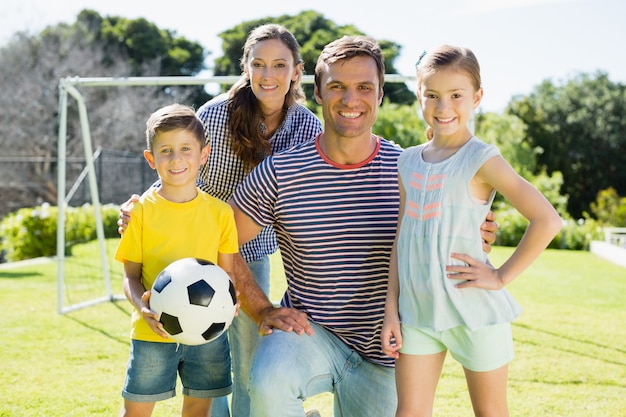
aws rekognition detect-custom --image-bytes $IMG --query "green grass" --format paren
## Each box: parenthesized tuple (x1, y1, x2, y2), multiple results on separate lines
(0, 247, 624, 416)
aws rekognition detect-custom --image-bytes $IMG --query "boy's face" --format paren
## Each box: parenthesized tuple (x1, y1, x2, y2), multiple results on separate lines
(144, 129, 208, 188)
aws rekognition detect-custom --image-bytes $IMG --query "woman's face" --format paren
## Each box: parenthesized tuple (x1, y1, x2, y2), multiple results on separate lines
(244, 38, 301, 109)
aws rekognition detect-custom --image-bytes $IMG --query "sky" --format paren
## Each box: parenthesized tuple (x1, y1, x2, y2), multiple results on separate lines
(1, 0, 625, 113)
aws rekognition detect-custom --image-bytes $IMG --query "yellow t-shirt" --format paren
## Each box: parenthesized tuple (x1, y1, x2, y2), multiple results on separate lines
(114, 187, 239, 342)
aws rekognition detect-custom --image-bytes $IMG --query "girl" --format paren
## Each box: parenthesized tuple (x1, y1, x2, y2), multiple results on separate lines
(381, 45, 562, 417)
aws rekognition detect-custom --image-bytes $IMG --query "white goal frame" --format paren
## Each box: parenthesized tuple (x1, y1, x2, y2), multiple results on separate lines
(56, 74, 415, 314)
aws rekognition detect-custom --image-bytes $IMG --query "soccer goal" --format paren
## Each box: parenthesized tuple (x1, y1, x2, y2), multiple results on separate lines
(56, 74, 415, 314)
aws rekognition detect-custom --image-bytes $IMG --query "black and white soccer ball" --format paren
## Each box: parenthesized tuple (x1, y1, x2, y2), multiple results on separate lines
(150, 257, 237, 345)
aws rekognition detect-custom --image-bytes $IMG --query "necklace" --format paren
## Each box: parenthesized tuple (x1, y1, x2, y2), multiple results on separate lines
(260, 111, 285, 138)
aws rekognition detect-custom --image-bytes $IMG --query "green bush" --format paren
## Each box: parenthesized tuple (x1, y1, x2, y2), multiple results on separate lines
(0, 203, 120, 262)
(590, 187, 626, 227)
(493, 208, 532, 247)
(558, 217, 603, 250)
(493, 208, 602, 250)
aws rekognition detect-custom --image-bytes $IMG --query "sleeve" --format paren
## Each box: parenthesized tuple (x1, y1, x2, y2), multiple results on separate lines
(293, 108, 323, 147)
(286, 104, 322, 149)
(396, 145, 417, 185)
(219, 204, 239, 255)
(465, 140, 501, 178)
(231, 156, 279, 228)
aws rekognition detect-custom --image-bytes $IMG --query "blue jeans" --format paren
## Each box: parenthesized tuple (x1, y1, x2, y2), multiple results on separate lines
(248, 321, 397, 417)
(211, 256, 270, 417)
(123, 336, 231, 402)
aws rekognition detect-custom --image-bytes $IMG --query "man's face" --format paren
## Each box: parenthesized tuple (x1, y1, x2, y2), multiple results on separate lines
(314, 55, 383, 141)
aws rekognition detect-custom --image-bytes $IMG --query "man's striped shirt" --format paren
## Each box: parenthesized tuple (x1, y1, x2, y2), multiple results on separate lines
(233, 135, 402, 367)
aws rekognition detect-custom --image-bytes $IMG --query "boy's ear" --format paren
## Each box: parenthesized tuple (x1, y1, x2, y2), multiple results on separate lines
(143, 150, 156, 169)
(201, 145, 210, 164)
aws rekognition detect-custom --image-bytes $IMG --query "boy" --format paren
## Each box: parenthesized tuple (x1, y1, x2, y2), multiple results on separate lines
(114, 103, 238, 417)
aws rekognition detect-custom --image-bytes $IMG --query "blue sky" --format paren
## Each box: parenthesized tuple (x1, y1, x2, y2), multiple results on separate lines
(1, 0, 624, 112)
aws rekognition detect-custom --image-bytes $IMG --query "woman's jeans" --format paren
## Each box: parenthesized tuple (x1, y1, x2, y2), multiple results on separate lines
(211, 256, 270, 417)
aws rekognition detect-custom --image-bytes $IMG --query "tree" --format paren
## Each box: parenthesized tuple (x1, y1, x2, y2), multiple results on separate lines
(212, 10, 416, 106)
(475, 112, 536, 179)
(475, 111, 567, 215)
(507, 72, 626, 218)
(0, 10, 210, 217)
(78, 10, 209, 106)
(373, 101, 426, 149)
(590, 187, 626, 227)
(78, 9, 206, 77)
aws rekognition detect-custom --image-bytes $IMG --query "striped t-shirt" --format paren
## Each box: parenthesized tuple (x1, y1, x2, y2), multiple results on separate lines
(233, 135, 402, 367)
(196, 93, 322, 263)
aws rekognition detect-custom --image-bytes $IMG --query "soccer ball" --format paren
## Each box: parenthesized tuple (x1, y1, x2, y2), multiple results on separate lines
(150, 257, 237, 345)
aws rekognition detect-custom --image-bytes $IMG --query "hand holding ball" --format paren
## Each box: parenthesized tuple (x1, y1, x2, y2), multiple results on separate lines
(150, 258, 237, 345)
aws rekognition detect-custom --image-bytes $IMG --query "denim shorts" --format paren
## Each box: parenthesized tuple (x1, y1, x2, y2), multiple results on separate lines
(122, 332, 232, 402)
(400, 322, 514, 372)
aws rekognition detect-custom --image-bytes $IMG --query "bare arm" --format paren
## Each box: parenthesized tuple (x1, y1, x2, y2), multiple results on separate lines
(381, 179, 405, 359)
(449, 156, 562, 289)
(217, 252, 242, 317)
(228, 199, 313, 336)
(217, 252, 234, 277)
(122, 261, 168, 339)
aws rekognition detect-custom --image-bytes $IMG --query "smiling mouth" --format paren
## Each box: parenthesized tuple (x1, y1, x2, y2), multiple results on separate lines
(260, 84, 278, 90)
(339, 111, 360, 119)
(436, 117, 455, 123)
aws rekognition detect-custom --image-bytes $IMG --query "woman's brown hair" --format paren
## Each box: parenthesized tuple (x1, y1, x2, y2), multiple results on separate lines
(228, 24, 305, 172)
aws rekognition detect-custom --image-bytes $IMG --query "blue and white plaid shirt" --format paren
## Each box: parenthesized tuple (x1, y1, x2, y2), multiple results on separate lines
(196, 93, 322, 263)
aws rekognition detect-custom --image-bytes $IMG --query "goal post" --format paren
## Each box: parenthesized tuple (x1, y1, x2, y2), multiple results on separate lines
(57, 79, 113, 314)
(56, 74, 415, 314)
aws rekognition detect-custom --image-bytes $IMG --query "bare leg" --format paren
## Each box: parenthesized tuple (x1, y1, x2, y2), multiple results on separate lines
(182, 396, 212, 417)
(464, 364, 509, 417)
(119, 400, 156, 417)
(395, 351, 446, 417)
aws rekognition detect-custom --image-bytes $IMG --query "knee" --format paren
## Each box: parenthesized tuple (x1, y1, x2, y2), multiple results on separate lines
(249, 354, 292, 394)
(248, 342, 301, 405)
(248, 365, 286, 410)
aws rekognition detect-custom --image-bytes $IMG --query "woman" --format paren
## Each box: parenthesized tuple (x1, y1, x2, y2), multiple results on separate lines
(196, 23, 322, 417)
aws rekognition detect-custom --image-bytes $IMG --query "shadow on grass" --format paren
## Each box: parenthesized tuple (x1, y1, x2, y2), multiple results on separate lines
(514, 322, 626, 358)
(64, 300, 131, 346)
(508, 323, 626, 390)
(514, 322, 626, 389)
(0, 270, 42, 279)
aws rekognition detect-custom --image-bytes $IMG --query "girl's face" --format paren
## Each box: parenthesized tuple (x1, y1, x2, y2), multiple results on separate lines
(144, 128, 208, 190)
(244, 38, 301, 109)
(418, 68, 483, 141)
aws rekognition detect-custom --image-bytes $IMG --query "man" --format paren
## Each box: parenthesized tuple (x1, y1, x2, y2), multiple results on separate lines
(229, 35, 497, 417)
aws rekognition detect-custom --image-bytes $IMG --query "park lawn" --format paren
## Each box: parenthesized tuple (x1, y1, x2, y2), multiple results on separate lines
(0, 246, 624, 416)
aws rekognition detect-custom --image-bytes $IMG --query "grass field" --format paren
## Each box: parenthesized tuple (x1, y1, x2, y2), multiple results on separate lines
(0, 246, 624, 416)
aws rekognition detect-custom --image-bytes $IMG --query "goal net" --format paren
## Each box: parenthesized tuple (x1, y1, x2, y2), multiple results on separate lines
(56, 74, 414, 314)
